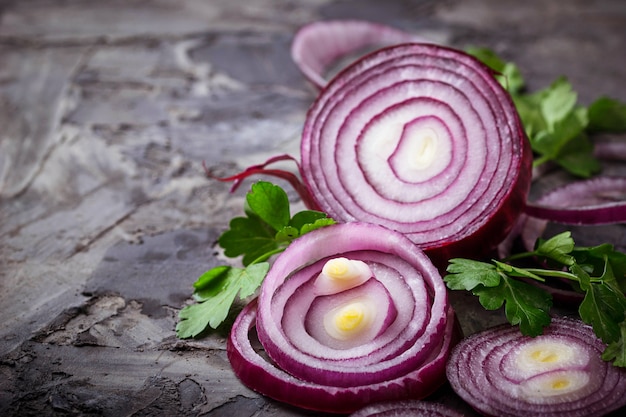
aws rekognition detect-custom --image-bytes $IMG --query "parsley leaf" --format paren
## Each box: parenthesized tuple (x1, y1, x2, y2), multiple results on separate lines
(473, 277, 552, 337)
(177, 181, 335, 338)
(468, 48, 626, 178)
(465, 47, 524, 94)
(445, 258, 501, 291)
(534, 231, 575, 265)
(603, 320, 626, 366)
(176, 263, 269, 338)
(588, 97, 626, 133)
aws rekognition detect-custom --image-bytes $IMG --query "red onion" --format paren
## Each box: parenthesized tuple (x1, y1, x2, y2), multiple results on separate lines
(291, 20, 429, 89)
(446, 317, 626, 417)
(349, 400, 466, 417)
(300, 42, 532, 264)
(227, 222, 458, 414)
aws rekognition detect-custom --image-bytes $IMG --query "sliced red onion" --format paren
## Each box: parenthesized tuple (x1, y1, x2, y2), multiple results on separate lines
(291, 20, 429, 89)
(300, 43, 532, 264)
(349, 400, 466, 417)
(524, 177, 626, 225)
(227, 222, 458, 414)
(446, 317, 626, 417)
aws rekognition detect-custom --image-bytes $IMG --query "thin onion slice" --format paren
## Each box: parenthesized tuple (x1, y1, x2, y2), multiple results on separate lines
(446, 317, 626, 417)
(291, 20, 429, 89)
(349, 400, 466, 417)
(300, 43, 532, 265)
(227, 222, 458, 414)
(524, 176, 626, 225)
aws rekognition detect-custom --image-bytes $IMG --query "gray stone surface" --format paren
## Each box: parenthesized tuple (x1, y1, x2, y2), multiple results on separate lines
(1, 0, 625, 415)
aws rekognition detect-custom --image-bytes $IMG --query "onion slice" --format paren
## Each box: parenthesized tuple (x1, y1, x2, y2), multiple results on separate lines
(227, 222, 458, 414)
(300, 43, 532, 264)
(446, 317, 626, 417)
(291, 20, 429, 89)
(524, 176, 626, 225)
(349, 400, 466, 417)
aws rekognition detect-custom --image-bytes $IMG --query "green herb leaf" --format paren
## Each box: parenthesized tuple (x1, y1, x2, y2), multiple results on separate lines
(466, 47, 524, 94)
(444, 258, 501, 291)
(588, 97, 626, 133)
(534, 231, 575, 265)
(246, 181, 291, 231)
(176, 262, 269, 338)
(219, 216, 278, 266)
(468, 48, 626, 178)
(473, 276, 552, 336)
(603, 320, 626, 366)
(540, 77, 578, 131)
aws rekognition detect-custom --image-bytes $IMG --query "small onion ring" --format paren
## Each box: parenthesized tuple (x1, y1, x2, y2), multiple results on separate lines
(300, 43, 532, 265)
(446, 317, 626, 417)
(227, 222, 458, 414)
(524, 176, 626, 225)
(291, 20, 429, 89)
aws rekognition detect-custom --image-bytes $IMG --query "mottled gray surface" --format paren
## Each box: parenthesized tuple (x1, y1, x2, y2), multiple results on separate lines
(1, 0, 625, 416)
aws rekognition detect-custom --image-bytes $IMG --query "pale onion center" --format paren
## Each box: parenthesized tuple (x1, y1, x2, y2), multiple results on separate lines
(520, 370, 590, 402)
(411, 128, 438, 169)
(324, 299, 375, 341)
(314, 258, 373, 295)
(515, 340, 578, 374)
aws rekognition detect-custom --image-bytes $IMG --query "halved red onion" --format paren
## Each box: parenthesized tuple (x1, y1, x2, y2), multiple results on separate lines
(524, 176, 626, 225)
(446, 317, 626, 417)
(227, 222, 458, 414)
(291, 20, 429, 89)
(349, 400, 466, 417)
(300, 43, 532, 265)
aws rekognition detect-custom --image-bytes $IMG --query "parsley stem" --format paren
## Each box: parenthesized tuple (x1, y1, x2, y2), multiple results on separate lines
(523, 267, 597, 283)
(250, 247, 287, 265)
(503, 251, 538, 262)
(532, 154, 551, 167)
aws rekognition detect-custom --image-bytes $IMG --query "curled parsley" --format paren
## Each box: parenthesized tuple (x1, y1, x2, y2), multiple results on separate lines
(467, 47, 626, 178)
(176, 181, 334, 338)
(445, 232, 626, 367)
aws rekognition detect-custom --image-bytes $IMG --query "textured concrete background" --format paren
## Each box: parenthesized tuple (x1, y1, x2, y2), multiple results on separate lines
(1, 0, 625, 415)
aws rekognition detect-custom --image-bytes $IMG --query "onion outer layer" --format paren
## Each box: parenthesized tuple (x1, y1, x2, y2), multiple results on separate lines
(227, 222, 457, 414)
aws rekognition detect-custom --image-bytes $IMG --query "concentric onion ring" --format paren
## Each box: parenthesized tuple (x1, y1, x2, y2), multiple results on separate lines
(300, 43, 532, 264)
(227, 222, 458, 414)
(446, 317, 626, 417)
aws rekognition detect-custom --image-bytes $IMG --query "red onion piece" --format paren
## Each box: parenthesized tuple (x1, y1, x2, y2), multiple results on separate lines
(228, 222, 458, 414)
(300, 43, 532, 264)
(524, 177, 626, 225)
(349, 400, 466, 417)
(291, 20, 429, 89)
(446, 317, 626, 417)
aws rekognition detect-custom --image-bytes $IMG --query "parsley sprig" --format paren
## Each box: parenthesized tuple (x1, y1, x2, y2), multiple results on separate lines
(176, 181, 335, 338)
(445, 231, 626, 366)
(468, 47, 626, 178)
